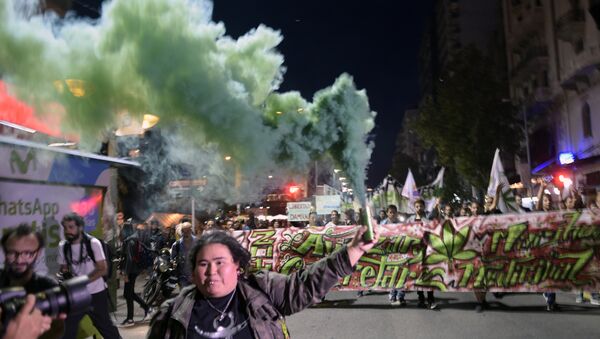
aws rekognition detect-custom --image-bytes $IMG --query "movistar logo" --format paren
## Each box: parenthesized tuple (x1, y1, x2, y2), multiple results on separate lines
(10, 149, 37, 174)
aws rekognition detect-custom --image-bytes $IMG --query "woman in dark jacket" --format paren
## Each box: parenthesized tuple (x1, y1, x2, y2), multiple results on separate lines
(119, 222, 150, 327)
(147, 225, 379, 339)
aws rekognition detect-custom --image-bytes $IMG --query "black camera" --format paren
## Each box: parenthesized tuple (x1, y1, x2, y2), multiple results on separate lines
(56, 270, 75, 284)
(0, 276, 91, 328)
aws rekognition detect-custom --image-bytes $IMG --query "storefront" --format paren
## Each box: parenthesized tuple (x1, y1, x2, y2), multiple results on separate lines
(0, 135, 139, 274)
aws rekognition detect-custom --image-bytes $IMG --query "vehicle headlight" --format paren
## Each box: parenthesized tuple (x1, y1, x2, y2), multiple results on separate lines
(159, 261, 169, 273)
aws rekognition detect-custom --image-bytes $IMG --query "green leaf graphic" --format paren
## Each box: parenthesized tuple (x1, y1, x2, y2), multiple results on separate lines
(424, 253, 447, 265)
(453, 250, 477, 260)
(442, 222, 454, 256)
(427, 233, 447, 255)
(453, 226, 470, 256)
(424, 222, 477, 265)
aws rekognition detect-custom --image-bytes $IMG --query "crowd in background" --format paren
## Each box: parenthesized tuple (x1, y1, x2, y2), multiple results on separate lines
(103, 185, 600, 317)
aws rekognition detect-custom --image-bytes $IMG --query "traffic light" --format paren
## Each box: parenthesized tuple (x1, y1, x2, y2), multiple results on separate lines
(286, 183, 302, 201)
(553, 170, 573, 188)
(288, 185, 300, 194)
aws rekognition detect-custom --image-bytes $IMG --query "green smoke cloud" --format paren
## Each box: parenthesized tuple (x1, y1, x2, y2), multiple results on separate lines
(0, 0, 375, 206)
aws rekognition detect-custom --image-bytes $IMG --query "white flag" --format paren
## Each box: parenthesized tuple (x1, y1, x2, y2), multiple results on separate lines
(487, 149, 522, 213)
(430, 167, 445, 188)
(385, 175, 402, 209)
(401, 170, 420, 214)
(424, 167, 444, 212)
(401, 168, 420, 197)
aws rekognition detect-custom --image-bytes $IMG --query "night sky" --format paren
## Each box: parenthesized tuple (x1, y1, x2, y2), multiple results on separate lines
(212, 1, 434, 188)
(74, 0, 434, 188)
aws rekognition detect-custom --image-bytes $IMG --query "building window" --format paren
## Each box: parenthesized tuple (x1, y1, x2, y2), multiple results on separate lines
(582, 102, 593, 138)
(574, 39, 584, 54)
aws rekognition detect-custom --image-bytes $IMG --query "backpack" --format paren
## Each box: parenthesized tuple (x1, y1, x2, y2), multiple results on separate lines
(128, 236, 152, 269)
(63, 233, 114, 283)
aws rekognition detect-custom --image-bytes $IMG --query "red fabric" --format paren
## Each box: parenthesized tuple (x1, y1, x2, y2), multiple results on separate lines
(0, 80, 65, 137)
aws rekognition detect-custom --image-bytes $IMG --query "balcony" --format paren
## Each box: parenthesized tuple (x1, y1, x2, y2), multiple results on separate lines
(560, 46, 600, 92)
(510, 46, 549, 81)
(555, 8, 586, 43)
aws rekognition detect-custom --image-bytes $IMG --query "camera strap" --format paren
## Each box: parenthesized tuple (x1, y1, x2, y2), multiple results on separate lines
(64, 236, 119, 319)
(64, 234, 93, 272)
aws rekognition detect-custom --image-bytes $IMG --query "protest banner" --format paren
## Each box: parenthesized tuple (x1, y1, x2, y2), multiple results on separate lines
(287, 201, 312, 221)
(235, 210, 600, 292)
(315, 195, 341, 215)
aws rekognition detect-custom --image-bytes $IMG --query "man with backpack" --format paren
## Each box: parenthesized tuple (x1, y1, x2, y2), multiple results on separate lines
(58, 212, 121, 339)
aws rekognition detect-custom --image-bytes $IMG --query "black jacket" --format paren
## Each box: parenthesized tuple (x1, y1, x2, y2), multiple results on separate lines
(122, 232, 145, 275)
(147, 246, 354, 339)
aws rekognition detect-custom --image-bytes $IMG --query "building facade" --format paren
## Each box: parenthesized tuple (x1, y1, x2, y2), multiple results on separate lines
(410, 0, 505, 186)
(503, 0, 600, 193)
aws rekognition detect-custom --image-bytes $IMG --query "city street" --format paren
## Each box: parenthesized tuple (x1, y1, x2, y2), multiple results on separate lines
(114, 276, 600, 339)
(1, 1, 600, 339)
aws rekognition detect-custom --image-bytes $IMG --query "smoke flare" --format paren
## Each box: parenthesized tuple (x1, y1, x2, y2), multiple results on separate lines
(0, 0, 375, 209)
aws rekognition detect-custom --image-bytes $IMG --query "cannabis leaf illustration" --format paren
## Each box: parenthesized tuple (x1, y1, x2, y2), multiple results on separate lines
(424, 221, 477, 265)
(415, 267, 447, 291)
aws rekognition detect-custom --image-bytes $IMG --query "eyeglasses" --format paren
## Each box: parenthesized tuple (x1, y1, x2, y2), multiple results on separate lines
(5, 249, 39, 260)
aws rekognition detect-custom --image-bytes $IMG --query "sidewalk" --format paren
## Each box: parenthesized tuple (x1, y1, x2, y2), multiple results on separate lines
(112, 272, 155, 339)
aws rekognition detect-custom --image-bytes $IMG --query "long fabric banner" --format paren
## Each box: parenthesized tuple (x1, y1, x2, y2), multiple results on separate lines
(235, 210, 600, 292)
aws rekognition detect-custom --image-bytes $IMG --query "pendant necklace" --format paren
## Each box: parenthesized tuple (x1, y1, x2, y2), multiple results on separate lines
(205, 291, 236, 322)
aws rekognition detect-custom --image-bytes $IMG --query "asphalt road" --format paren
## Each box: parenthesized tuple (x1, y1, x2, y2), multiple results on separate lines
(287, 291, 600, 339)
(114, 279, 600, 339)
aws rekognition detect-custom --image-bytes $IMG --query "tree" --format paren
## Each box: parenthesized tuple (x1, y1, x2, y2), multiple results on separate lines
(414, 46, 521, 190)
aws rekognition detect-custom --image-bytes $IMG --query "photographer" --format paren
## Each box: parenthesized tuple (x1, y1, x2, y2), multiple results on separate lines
(0, 223, 65, 339)
(57, 213, 121, 339)
(0, 295, 53, 339)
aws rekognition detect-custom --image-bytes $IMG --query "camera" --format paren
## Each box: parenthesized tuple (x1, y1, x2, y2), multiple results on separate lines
(56, 270, 75, 284)
(0, 276, 91, 328)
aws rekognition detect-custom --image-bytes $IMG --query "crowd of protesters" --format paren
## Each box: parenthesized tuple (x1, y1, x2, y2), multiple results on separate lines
(105, 183, 600, 315)
(368, 184, 600, 313)
(2, 185, 599, 338)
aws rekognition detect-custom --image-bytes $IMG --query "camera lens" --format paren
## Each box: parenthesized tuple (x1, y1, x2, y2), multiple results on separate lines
(34, 276, 91, 317)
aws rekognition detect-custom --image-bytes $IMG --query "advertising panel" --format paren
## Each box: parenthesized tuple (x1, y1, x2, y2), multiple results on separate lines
(0, 180, 105, 274)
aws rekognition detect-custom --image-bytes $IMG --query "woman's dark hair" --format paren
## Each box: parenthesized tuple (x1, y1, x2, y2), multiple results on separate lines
(573, 196, 585, 209)
(189, 231, 251, 275)
(1, 223, 45, 250)
(542, 193, 555, 210)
